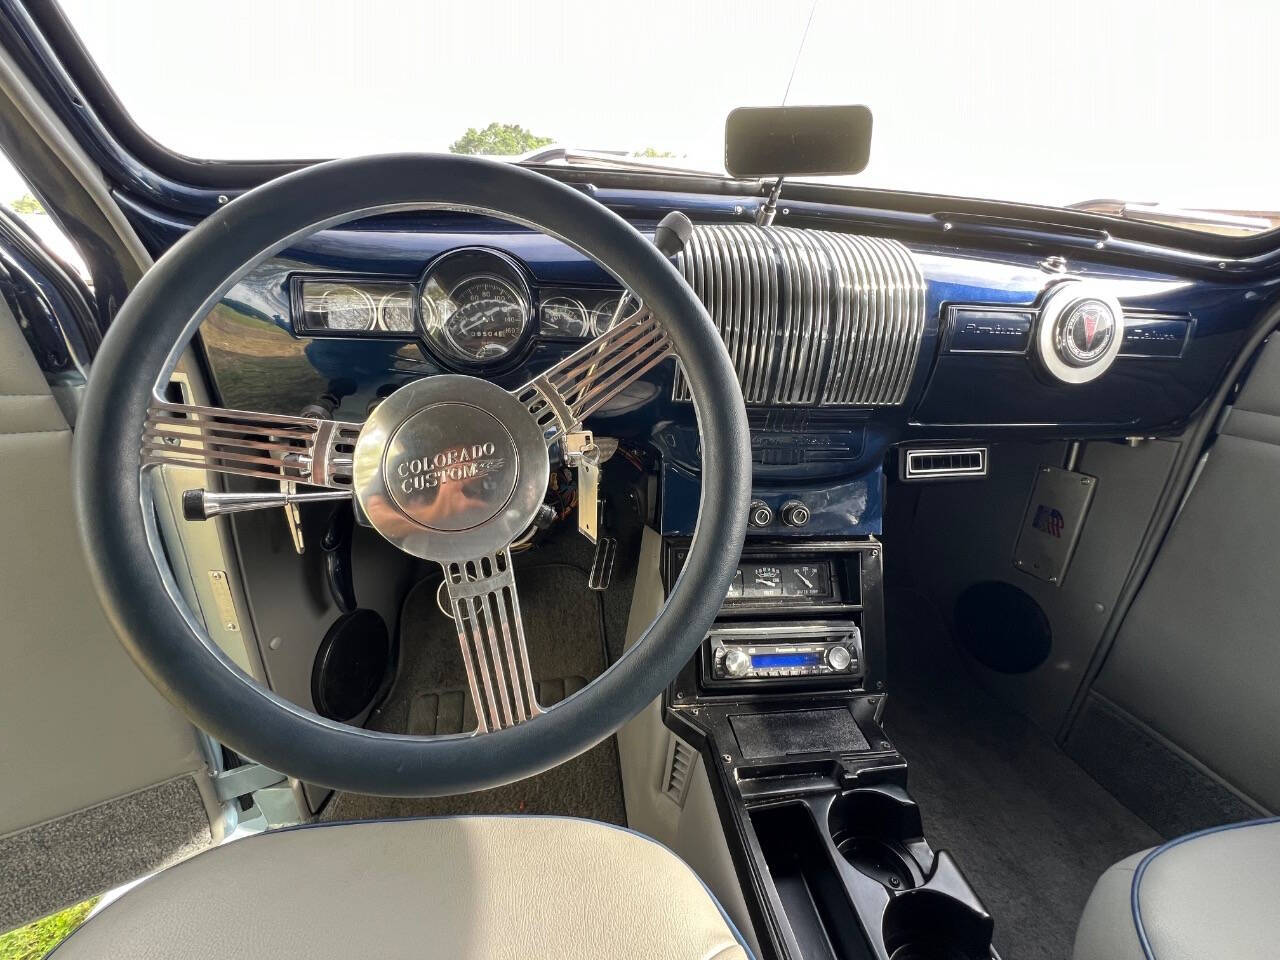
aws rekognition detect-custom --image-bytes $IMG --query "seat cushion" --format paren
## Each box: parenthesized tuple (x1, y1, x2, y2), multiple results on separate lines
(53, 816, 752, 960)
(1073, 818, 1280, 960)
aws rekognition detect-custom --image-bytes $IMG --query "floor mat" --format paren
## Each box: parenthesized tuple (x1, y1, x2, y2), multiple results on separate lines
(884, 588, 1160, 960)
(323, 560, 626, 825)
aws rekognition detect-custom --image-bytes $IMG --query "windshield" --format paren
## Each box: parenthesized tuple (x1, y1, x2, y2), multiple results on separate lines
(59, 0, 1280, 235)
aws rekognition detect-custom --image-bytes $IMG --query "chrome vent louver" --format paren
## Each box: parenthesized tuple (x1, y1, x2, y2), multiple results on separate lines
(672, 224, 926, 406)
(901, 447, 988, 481)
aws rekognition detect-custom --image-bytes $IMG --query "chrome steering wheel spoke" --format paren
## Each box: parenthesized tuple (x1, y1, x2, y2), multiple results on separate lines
(517, 306, 673, 443)
(440, 547, 541, 733)
(142, 400, 360, 490)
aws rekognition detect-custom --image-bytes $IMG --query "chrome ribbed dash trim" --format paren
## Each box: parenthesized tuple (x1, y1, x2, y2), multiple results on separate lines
(672, 224, 925, 407)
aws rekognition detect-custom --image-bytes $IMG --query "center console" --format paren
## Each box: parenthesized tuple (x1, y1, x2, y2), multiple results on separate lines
(662, 538, 996, 960)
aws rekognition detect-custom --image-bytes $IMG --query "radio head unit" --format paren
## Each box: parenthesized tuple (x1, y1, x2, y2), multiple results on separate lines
(705, 621, 863, 686)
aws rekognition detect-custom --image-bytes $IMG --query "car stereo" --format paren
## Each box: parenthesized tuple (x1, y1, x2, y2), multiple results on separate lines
(664, 539, 886, 696)
(705, 622, 862, 686)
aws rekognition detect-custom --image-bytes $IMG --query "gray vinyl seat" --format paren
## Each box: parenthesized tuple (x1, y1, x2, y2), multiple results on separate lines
(1073, 818, 1280, 960)
(51, 816, 753, 960)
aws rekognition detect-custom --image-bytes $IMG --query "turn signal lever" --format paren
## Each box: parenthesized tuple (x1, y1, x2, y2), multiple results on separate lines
(654, 209, 693, 257)
(605, 210, 693, 328)
(182, 487, 349, 521)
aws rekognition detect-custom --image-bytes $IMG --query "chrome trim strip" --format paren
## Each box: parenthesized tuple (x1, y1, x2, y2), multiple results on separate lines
(673, 225, 925, 407)
(902, 446, 989, 480)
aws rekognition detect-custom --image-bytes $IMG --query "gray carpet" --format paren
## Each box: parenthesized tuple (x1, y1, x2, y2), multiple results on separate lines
(324, 559, 627, 825)
(883, 588, 1161, 960)
(0, 774, 212, 931)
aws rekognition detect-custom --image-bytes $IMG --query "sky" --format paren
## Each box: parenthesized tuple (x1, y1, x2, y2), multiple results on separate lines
(4, 0, 1280, 222)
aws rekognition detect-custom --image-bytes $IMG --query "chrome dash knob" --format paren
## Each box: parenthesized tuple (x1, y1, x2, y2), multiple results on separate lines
(748, 499, 773, 527)
(780, 500, 811, 527)
(724, 648, 751, 678)
(827, 645, 853, 671)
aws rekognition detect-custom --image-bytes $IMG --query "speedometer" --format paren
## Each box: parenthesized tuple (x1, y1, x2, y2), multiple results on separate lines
(419, 250, 533, 365)
(440, 276, 528, 361)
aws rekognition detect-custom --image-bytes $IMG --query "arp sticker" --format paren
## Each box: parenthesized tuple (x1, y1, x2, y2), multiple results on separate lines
(1032, 505, 1064, 538)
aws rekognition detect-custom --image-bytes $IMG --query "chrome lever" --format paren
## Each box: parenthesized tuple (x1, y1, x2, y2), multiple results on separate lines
(563, 430, 601, 544)
(603, 210, 693, 329)
(182, 487, 350, 521)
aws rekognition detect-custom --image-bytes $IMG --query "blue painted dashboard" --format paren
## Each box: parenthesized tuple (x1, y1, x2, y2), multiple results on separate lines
(115, 186, 1280, 538)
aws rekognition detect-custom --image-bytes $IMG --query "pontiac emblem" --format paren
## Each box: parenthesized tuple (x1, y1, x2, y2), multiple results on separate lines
(1057, 298, 1116, 367)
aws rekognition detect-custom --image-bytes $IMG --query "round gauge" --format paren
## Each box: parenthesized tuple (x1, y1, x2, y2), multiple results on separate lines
(305, 283, 377, 331)
(423, 274, 530, 363)
(418, 248, 536, 367)
(590, 296, 624, 336)
(376, 288, 416, 333)
(540, 296, 589, 338)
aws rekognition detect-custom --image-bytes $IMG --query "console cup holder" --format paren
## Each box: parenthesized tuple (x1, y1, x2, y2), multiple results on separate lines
(882, 888, 993, 960)
(827, 786, 924, 890)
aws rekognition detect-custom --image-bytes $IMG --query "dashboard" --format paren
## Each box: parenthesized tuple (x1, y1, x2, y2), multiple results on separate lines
(130, 187, 1274, 540)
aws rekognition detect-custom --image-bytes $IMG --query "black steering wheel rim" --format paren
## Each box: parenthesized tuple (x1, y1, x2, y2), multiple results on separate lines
(73, 153, 751, 797)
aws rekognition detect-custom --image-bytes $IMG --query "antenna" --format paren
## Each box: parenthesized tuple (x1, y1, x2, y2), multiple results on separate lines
(758, 0, 817, 226)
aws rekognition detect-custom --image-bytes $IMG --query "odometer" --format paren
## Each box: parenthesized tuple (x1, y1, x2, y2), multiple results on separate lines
(420, 266, 532, 364)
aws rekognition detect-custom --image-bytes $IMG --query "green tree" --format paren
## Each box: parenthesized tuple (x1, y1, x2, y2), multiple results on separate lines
(634, 147, 676, 158)
(449, 123, 554, 156)
(10, 192, 42, 214)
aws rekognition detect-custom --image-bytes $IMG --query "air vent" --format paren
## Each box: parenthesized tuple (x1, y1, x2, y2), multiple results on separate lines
(661, 734, 698, 807)
(901, 447, 988, 481)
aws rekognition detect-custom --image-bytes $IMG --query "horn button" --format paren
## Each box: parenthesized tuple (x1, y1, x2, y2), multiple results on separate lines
(385, 405, 517, 532)
(352, 375, 550, 563)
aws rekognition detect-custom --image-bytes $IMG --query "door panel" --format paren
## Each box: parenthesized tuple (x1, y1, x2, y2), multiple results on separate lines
(0, 296, 214, 931)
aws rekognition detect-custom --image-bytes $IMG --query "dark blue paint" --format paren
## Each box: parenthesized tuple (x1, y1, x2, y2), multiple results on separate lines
(916, 277, 1269, 429)
(660, 463, 884, 538)
(0, 234, 92, 378)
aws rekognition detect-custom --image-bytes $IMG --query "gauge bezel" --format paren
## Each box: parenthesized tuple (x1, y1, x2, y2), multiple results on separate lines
(417, 246, 536, 370)
(289, 274, 421, 338)
(374, 286, 417, 334)
(538, 294, 590, 339)
(313, 282, 377, 332)
(589, 295, 625, 336)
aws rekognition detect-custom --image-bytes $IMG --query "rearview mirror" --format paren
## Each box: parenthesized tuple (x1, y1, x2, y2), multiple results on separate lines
(724, 105, 873, 178)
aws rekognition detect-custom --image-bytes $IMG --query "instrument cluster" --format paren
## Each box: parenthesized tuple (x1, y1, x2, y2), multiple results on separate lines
(290, 247, 608, 370)
(539, 288, 630, 338)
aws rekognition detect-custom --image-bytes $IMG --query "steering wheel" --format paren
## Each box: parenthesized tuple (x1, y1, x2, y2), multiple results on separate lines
(73, 154, 751, 797)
